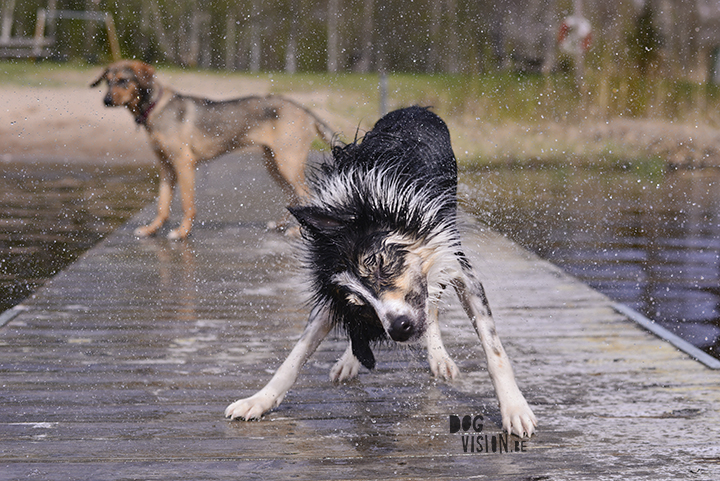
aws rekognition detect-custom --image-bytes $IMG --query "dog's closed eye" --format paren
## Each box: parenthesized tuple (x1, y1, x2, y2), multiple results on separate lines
(346, 293, 365, 305)
(362, 252, 381, 274)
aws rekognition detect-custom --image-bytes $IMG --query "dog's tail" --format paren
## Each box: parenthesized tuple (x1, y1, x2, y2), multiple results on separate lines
(281, 96, 339, 147)
(313, 117, 338, 147)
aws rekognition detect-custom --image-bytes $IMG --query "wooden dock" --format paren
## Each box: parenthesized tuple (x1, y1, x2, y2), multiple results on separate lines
(1, 152, 719, 480)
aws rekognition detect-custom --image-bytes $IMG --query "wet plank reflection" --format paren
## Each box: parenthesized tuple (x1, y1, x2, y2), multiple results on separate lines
(0, 162, 156, 312)
(462, 163, 720, 359)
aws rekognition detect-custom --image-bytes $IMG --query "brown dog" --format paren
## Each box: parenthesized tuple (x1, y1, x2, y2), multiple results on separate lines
(91, 60, 335, 240)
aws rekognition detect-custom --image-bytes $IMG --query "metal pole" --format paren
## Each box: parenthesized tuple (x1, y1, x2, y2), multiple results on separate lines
(379, 70, 388, 117)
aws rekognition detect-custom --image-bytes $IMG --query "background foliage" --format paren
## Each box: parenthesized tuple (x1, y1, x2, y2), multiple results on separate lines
(4, 0, 720, 122)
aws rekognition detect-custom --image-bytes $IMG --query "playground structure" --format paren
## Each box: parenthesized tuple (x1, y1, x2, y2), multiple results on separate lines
(0, 1, 120, 61)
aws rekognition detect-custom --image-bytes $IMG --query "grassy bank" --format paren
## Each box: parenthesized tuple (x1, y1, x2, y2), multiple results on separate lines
(5, 60, 719, 122)
(4, 60, 720, 167)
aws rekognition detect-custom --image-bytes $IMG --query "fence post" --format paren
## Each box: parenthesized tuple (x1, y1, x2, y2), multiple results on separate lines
(32, 9, 46, 58)
(104, 13, 121, 61)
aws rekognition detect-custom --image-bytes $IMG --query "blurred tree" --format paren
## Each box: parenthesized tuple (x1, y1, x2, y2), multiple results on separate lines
(0, 0, 718, 89)
(354, 0, 374, 72)
(628, 1, 661, 76)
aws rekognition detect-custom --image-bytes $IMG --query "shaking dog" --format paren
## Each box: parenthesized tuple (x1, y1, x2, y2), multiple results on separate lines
(91, 60, 334, 239)
(225, 107, 537, 437)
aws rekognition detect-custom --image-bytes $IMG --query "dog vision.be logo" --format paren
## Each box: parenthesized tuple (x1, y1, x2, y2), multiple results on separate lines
(449, 414, 528, 454)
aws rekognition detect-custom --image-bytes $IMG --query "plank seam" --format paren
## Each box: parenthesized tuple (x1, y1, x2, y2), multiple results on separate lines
(613, 302, 720, 370)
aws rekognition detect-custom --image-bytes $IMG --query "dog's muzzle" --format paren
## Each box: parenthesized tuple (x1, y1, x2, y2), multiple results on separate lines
(388, 314, 414, 342)
(103, 94, 114, 106)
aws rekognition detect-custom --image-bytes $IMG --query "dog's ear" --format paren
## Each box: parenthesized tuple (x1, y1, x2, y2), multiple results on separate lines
(133, 62, 156, 90)
(90, 68, 108, 88)
(288, 206, 345, 233)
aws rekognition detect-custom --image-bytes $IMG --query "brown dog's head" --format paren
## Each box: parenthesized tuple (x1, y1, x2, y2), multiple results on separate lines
(90, 60, 156, 110)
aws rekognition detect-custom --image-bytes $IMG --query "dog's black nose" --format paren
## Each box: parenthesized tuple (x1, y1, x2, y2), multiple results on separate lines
(388, 315, 414, 342)
(103, 95, 114, 106)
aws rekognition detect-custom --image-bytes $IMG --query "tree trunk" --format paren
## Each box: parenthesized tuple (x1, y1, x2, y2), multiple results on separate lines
(355, 0, 374, 73)
(225, 14, 236, 70)
(427, 0, 441, 73)
(249, 0, 262, 72)
(445, 0, 459, 73)
(1, 0, 17, 43)
(149, 0, 177, 64)
(327, 0, 339, 72)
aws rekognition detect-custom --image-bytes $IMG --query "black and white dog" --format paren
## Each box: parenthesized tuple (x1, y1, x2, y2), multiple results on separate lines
(225, 107, 537, 437)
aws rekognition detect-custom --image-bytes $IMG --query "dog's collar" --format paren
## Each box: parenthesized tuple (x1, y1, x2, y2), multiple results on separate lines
(135, 86, 163, 126)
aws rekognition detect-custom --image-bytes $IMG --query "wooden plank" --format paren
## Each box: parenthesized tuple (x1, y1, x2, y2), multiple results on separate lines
(1, 152, 719, 480)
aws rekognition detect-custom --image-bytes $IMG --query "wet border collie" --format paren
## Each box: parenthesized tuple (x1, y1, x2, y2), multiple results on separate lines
(225, 106, 536, 437)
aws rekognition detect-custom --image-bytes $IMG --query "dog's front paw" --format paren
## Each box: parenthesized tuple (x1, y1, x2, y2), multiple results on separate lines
(283, 225, 301, 238)
(427, 350, 460, 380)
(266, 220, 300, 238)
(501, 398, 537, 438)
(134, 225, 157, 237)
(329, 348, 361, 382)
(167, 228, 190, 241)
(225, 390, 281, 420)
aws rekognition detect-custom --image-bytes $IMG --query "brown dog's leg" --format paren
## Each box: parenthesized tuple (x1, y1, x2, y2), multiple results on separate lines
(274, 151, 310, 202)
(135, 162, 175, 237)
(261, 146, 304, 233)
(168, 153, 196, 240)
(268, 123, 313, 203)
(261, 147, 303, 205)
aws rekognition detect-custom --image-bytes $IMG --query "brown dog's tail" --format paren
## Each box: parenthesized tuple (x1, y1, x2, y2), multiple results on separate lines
(313, 117, 338, 148)
(280, 96, 339, 147)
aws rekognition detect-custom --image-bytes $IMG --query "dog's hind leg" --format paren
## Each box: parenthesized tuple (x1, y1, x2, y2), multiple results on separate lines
(329, 344, 361, 382)
(271, 149, 310, 203)
(261, 146, 303, 204)
(425, 304, 460, 380)
(261, 146, 306, 232)
(452, 268, 537, 438)
(225, 305, 333, 420)
(168, 151, 196, 240)
(135, 161, 175, 237)
(265, 107, 315, 203)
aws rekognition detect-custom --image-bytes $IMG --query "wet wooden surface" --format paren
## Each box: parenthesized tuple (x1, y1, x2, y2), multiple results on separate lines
(0, 163, 157, 312)
(1, 152, 719, 480)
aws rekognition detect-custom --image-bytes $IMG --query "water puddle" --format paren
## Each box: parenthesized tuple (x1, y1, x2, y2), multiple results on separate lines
(4, 159, 719, 362)
(461, 162, 720, 360)
(0, 162, 156, 312)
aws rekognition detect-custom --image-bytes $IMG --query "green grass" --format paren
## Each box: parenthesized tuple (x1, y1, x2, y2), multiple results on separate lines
(4, 60, 718, 170)
(3, 60, 719, 124)
(267, 71, 584, 123)
(0, 59, 98, 87)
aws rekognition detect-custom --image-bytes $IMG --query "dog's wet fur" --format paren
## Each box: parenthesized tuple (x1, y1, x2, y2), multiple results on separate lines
(225, 107, 537, 437)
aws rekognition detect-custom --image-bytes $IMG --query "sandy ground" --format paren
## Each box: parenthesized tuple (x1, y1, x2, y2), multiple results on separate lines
(0, 69, 359, 166)
(2, 85, 155, 165)
(3, 67, 720, 168)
